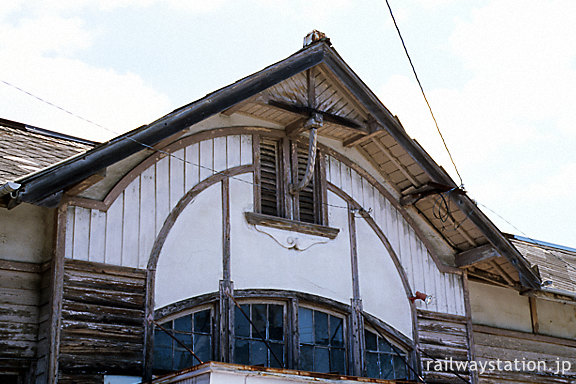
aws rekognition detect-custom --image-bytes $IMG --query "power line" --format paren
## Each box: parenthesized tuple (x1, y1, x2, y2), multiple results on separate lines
(384, 0, 464, 188)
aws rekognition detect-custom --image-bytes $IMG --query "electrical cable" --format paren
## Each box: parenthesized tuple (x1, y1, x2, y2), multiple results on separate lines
(384, 0, 464, 188)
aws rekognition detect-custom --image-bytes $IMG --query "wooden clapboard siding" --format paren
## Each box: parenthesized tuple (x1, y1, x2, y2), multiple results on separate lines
(418, 310, 471, 384)
(0, 260, 41, 373)
(66, 135, 252, 269)
(474, 326, 576, 383)
(35, 262, 52, 382)
(58, 259, 146, 379)
(327, 156, 466, 316)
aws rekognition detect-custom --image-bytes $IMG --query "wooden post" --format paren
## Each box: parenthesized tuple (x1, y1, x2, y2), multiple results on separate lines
(219, 280, 234, 363)
(462, 271, 478, 384)
(347, 207, 364, 376)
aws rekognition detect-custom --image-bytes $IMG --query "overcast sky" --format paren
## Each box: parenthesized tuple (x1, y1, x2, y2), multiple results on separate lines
(1, 0, 574, 249)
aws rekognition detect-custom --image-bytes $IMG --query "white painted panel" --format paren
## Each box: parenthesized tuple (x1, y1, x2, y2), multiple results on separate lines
(200, 139, 214, 180)
(356, 218, 413, 339)
(65, 206, 75, 259)
(537, 298, 576, 339)
(105, 194, 124, 265)
(170, 149, 185, 210)
(470, 280, 532, 332)
(341, 165, 352, 198)
(214, 137, 227, 173)
(73, 207, 90, 261)
(155, 182, 223, 308)
(185, 143, 200, 191)
(351, 169, 363, 207)
(239, 135, 252, 165)
(328, 156, 341, 188)
(226, 135, 241, 168)
(156, 158, 170, 235)
(139, 165, 156, 268)
(88, 209, 106, 263)
(231, 184, 353, 305)
(122, 176, 140, 267)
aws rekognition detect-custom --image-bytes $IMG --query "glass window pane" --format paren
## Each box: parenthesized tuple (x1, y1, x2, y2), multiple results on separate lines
(194, 310, 211, 334)
(252, 304, 267, 338)
(314, 312, 329, 346)
(365, 330, 377, 351)
(269, 342, 284, 368)
(314, 347, 330, 373)
(299, 308, 314, 344)
(193, 334, 211, 363)
(175, 333, 192, 348)
(234, 339, 250, 365)
(299, 345, 314, 371)
(174, 315, 191, 332)
(235, 305, 251, 338)
(160, 321, 173, 330)
(330, 348, 346, 374)
(365, 352, 380, 378)
(330, 316, 343, 347)
(393, 355, 407, 379)
(268, 305, 284, 341)
(174, 349, 193, 370)
(250, 340, 267, 366)
(154, 329, 172, 348)
(153, 340, 172, 372)
(380, 354, 395, 379)
(378, 337, 393, 353)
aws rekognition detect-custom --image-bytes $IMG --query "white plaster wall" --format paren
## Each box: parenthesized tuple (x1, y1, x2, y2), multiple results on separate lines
(356, 218, 413, 338)
(230, 176, 353, 306)
(536, 298, 576, 339)
(155, 182, 223, 308)
(469, 280, 532, 332)
(0, 203, 53, 263)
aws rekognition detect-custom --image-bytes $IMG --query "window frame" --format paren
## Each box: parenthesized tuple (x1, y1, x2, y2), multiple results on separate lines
(363, 325, 409, 380)
(255, 135, 328, 227)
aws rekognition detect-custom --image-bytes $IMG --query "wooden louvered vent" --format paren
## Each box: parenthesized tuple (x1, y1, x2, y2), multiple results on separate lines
(260, 139, 280, 217)
(295, 145, 318, 224)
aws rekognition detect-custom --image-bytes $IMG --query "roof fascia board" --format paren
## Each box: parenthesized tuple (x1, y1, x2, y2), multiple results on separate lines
(14, 43, 328, 205)
(322, 46, 541, 289)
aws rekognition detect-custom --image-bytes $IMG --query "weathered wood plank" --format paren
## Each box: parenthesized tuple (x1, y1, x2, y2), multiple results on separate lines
(244, 211, 339, 239)
(122, 175, 140, 267)
(62, 285, 145, 309)
(61, 302, 144, 326)
(88, 209, 106, 263)
(64, 259, 146, 279)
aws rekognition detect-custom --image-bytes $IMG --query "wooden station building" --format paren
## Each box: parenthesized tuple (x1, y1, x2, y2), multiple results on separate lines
(1, 32, 575, 384)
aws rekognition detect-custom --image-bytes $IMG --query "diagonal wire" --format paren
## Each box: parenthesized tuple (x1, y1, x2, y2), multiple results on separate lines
(384, 0, 464, 188)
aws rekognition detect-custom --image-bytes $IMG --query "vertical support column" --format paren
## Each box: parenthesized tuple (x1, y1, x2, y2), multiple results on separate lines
(219, 178, 234, 362)
(219, 280, 234, 363)
(143, 268, 156, 382)
(47, 205, 67, 384)
(462, 271, 478, 384)
(288, 298, 300, 370)
(348, 207, 364, 376)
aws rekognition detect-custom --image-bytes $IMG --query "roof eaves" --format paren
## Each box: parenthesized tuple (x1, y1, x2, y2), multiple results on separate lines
(9, 43, 328, 207)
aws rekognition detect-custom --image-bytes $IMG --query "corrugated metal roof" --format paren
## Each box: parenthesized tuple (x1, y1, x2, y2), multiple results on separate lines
(0, 120, 94, 185)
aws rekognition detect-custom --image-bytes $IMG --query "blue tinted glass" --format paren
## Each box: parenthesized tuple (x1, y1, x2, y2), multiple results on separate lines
(365, 330, 377, 351)
(250, 340, 267, 366)
(366, 352, 380, 378)
(330, 316, 343, 347)
(269, 305, 284, 341)
(393, 355, 407, 379)
(380, 354, 395, 379)
(270, 342, 284, 368)
(194, 310, 211, 334)
(252, 304, 267, 338)
(175, 332, 192, 348)
(299, 308, 314, 344)
(314, 347, 330, 373)
(299, 345, 314, 371)
(234, 339, 250, 365)
(314, 312, 329, 346)
(235, 305, 251, 338)
(174, 349, 193, 370)
(174, 315, 191, 332)
(330, 348, 346, 374)
(194, 334, 211, 363)
(378, 337, 393, 353)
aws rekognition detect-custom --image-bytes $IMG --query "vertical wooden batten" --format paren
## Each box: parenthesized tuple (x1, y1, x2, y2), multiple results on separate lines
(462, 270, 477, 384)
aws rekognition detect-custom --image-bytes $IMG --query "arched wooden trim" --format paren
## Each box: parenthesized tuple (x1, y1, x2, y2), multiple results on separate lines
(318, 142, 460, 275)
(147, 165, 253, 271)
(64, 125, 458, 275)
(327, 183, 413, 299)
(153, 289, 414, 350)
(327, 182, 422, 363)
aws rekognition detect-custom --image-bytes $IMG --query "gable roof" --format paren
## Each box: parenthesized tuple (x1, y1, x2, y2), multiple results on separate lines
(0, 118, 95, 186)
(0, 38, 542, 289)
